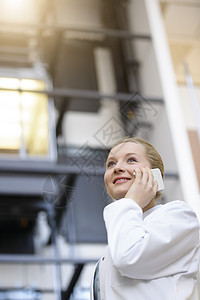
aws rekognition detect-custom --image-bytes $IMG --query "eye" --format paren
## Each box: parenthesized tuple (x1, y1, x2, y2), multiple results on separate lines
(128, 157, 137, 163)
(107, 161, 116, 168)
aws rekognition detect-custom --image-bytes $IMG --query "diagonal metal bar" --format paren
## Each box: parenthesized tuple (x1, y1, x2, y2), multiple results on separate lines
(62, 264, 84, 300)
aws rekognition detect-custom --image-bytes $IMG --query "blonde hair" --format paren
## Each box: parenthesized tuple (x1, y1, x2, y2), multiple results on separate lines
(110, 136, 164, 200)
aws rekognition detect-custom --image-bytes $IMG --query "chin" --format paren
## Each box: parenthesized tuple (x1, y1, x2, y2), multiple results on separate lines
(106, 185, 129, 201)
(111, 191, 127, 200)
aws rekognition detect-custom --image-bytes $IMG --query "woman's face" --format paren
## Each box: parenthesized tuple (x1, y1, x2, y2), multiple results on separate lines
(104, 142, 151, 200)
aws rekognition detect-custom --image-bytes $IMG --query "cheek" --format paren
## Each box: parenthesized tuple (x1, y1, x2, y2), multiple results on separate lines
(104, 172, 109, 188)
(134, 162, 151, 170)
(127, 166, 136, 175)
(104, 171, 113, 194)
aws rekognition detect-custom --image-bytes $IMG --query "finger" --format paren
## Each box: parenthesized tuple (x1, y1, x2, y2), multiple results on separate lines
(134, 168, 142, 178)
(141, 167, 149, 182)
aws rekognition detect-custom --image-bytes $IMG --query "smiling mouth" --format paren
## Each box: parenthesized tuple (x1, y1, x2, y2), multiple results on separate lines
(113, 178, 131, 184)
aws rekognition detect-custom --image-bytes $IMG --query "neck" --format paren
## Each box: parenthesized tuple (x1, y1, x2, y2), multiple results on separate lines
(142, 198, 156, 212)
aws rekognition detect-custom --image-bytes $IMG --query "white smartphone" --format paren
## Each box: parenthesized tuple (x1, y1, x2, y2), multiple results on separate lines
(151, 168, 165, 191)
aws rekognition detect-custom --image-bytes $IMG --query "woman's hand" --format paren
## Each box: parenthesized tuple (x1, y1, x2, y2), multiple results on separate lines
(125, 167, 158, 209)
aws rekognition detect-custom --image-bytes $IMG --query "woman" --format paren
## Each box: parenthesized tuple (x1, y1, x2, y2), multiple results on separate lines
(91, 137, 200, 300)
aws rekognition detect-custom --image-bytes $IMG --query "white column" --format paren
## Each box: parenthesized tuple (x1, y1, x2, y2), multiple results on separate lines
(144, 0, 200, 217)
(94, 47, 117, 95)
(94, 47, 125, 147)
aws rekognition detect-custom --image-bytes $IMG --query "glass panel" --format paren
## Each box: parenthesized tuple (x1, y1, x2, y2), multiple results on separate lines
(0, 77, 50, 158)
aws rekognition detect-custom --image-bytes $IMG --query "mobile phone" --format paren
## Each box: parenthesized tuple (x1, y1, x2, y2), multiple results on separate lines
(151, 168, 165, 191)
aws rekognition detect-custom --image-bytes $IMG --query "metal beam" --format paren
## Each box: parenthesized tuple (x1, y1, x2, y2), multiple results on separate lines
(159, 0, 200, 7)
(0, 86, 164, 103)
(0, 160, 179, 180)
(0, 23, 151, 41)
(0, 160, 105, 175)
(0, 254, 97, 264)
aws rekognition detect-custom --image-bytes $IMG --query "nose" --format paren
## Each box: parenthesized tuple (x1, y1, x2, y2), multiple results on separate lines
(114, 165, 125, 173)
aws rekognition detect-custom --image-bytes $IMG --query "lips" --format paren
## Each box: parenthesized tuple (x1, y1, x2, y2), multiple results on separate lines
(113, 177, 131, 184)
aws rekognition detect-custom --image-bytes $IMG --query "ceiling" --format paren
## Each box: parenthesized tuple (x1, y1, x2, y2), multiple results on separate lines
(0, 0, 199, 114)
(160, 0, 200, 85)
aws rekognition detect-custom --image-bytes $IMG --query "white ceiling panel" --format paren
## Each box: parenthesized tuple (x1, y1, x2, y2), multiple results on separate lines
(164, 4, 200, 36)
(160, 0, 200, 85)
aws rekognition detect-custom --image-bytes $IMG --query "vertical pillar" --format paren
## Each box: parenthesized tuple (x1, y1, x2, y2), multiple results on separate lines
(144, 0, 200, 216)
(94, 47, 125, 147)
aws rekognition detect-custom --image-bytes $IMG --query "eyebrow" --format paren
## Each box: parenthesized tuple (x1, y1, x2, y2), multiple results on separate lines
(106, 152, 139, 162)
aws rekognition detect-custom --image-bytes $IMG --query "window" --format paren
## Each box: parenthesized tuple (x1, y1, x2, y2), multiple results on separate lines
(0, 76, 56, 160)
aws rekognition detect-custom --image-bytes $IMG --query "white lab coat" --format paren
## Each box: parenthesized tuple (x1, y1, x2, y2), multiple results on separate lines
(91, 198, 200, 300)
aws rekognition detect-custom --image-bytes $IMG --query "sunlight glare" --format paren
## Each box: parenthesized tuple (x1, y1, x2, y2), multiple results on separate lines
(2, 0, 25, 9)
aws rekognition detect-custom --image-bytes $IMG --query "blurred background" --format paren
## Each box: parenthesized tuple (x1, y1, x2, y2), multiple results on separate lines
(0, 0, 199, 299)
